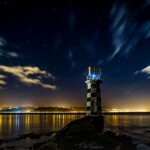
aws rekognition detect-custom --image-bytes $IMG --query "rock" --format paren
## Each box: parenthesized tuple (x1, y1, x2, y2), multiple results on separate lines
(137, 144, 150, 150)
(40, 117, 120, 150)
(39, 142, 61, 150)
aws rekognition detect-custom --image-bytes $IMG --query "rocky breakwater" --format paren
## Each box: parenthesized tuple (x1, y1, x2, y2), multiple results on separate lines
(40, 116, 139, 150)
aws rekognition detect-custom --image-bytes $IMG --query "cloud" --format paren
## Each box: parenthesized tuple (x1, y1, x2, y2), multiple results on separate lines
(108, 3, 127, 59)
(0, 65, 56, 89)
(0, 80, 6, 85)
(0, 74, 6, 89)
(68, 10, 76, 29)
(108, 2, 136, 61)
(141, 66, 150, 74)
(108, 1, 150, 61)
(135, 66, 150, 79)
(0, 49, 19, 58)
(68, 50, 76, 68)
(80, 33, 98, 58)
(0, 37, 7, 47)
(96, 59, 104, 65)
(7, 51, 19, 58)
(68, 51, 73, 61)
(0, 74, 6, 79)
(141, 21, 150, 39)
(0, 36, 20, 58)
(134, 70, 140, 75)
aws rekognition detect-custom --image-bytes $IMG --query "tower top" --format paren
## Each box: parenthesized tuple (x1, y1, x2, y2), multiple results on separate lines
(87, 66, 101, 80)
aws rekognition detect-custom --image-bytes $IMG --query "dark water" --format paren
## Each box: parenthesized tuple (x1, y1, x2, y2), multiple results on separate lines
(0, 114, 150, 140)
(105, 114, 150, 142)
(0, 114, 84, 139)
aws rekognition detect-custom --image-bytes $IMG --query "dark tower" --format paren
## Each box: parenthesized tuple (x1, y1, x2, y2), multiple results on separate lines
(86, 67, 102, 116)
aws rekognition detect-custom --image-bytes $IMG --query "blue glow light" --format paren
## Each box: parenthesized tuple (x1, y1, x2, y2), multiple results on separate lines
(15, 109, 21, 113)
(92, 74, 96, 79)
(87, 73, 101, 80)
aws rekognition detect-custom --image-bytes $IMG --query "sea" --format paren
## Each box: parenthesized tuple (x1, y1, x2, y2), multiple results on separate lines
(0, 113, 150, 143)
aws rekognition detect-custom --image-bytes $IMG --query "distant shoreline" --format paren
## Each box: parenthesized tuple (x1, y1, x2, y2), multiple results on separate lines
(0, 112, 86, 115)
(104, 112, 150, 115)
(0, 112, 150, 115)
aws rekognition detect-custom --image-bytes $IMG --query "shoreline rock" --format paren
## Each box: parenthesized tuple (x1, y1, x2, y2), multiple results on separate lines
(0, 132, 56, 150)
(40, 117, 138, 150)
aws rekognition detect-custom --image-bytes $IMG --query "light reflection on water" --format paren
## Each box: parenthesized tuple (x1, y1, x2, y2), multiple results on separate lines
(0, 114, 150, 139)
(0, 114, 84, 138)
(104, 114, 150, 139)
(105, 114, 150, 128)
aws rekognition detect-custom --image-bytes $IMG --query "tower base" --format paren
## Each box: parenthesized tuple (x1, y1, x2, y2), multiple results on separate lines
(86, 115, 104, 132)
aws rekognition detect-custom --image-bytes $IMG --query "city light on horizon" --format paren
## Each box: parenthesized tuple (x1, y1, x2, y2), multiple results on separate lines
(0, 105, 150, 113)
(105, 108, 150, 113)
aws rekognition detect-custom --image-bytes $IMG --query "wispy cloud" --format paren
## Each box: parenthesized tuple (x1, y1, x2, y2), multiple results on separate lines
(0, 80, 6, 89)
(108, 2, 135, 60)
(68, 10, 76, 29)
(135, 66, 150, 79)
(7, 51, 19, 58)
(0, 36, 20, 58)
(0, 74, 6, 89)
(0, 74, 6, 79)
(0, 80, 6, 85)
(141, 66, 150, 74)
(68, 50, 76, 67)
(141, 21, 150, 39)
(108, 1, 150, 61)
(0, 49, 19, 58)
(0, 37, 7, 47)
(0, 65, 56, 89)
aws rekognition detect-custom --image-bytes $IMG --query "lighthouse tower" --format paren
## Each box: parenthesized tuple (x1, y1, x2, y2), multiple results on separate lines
(86, 67, 102, 116)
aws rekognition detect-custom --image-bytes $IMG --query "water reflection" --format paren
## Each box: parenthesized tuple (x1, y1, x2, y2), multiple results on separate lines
(104, 114, 150, 133)
(0, 114, 150, 138)
(0, 114, 84, 138)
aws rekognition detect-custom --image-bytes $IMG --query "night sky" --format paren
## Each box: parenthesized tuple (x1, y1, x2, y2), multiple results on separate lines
(0, 0, 150, 110)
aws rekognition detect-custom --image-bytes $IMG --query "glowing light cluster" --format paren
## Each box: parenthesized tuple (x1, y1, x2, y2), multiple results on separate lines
(105, 108, 149, 112)
(87, 74, 101, 80)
